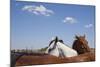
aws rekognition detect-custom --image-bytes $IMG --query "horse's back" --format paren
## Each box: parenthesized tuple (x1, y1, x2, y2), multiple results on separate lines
(57, 42, 78, 57)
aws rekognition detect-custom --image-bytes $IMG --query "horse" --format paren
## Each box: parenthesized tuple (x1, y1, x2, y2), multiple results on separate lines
(45, 36, 78, 57)
(15, 36, 95, 66)
(72, 35, 91, 54)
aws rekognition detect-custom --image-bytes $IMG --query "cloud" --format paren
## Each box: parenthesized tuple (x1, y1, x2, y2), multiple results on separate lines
(22, 5, 54, 16)
(85, 24, 93, 28)
(63, 17, 77, 24)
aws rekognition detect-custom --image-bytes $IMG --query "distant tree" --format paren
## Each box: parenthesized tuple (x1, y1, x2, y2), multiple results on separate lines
(39, 46, 48, 52)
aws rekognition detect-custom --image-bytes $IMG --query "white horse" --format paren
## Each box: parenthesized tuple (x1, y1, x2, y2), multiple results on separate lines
(45, 37, 78, 57)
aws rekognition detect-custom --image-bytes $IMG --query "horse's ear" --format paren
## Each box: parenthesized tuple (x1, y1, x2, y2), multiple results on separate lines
(83, 34, 86, 38)
(55, 36, 58, 43)
(75, 35, 79, 40)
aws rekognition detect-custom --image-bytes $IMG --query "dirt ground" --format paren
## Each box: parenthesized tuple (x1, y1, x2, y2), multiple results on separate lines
(16, 51, 95, 66)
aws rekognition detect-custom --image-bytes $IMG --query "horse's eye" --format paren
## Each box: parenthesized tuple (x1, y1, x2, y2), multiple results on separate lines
(81, 46, 84, 49)
(48, 49, 52, 53)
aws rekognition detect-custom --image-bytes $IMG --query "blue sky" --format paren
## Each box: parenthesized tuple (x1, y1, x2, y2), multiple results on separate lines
(11, 0, 95, 49)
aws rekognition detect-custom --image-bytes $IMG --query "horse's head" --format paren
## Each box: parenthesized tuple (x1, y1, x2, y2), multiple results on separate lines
(73, 35, 91, 54)
(75, 35, 88, 46)
(47, 36, 58, 53)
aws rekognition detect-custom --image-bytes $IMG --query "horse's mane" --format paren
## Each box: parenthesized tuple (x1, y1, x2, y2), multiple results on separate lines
(49, 37, 64, 46)
(48, 37, 64, 53)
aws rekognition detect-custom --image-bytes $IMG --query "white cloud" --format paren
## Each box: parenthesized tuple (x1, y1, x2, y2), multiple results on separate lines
(63, 17, 77, 24)
(22, 5, 54, 16)
(85, 24, 93, 28)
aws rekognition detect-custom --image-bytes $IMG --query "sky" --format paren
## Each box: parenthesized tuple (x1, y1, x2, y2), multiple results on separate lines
(11, 0, 95, 49)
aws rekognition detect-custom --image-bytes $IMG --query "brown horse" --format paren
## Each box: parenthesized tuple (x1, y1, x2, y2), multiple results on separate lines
(72, 35, 91, 54)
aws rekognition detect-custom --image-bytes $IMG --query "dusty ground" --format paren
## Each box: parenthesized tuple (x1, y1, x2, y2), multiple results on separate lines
(15, 50, 95, 66)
